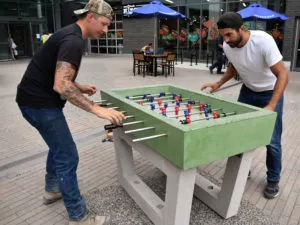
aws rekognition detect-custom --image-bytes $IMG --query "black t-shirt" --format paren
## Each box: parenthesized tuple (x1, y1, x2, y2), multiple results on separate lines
(16, 23, 84, 108)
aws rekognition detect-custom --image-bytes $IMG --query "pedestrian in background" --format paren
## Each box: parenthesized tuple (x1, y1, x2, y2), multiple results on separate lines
(209, 34, 225, 74)
(8, 36, 17, 60)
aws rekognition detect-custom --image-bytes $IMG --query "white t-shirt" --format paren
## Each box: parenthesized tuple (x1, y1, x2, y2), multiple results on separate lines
(223, 30, 282, 92)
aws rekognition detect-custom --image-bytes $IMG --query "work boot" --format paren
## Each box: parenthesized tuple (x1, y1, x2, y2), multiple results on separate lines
(264, 181, 280, 199)
(69, 215, 111, 225)
(43, 191, 62, 205)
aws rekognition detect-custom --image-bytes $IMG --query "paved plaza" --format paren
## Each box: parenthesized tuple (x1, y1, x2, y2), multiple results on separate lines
(0, 55, 300, 225)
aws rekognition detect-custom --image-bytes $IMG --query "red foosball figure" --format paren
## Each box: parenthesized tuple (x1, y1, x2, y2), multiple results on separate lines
(186, 116, 191, 124)
(187, 104, 192, 114)
(157, 98, 162, 107)
(175, 105, 180, 119)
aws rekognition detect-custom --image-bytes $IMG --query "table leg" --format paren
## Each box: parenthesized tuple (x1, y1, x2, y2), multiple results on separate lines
(113, 129, 196, 225)
(193, 150, 254, 219)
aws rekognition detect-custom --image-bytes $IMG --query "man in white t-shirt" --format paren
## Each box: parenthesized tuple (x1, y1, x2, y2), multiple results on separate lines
(201, 12, 288, 199)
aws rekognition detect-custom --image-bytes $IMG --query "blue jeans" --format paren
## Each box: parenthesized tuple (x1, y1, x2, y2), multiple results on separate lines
(238, 85, 283, 183)
(211, 51, 224, 73)
(19, 106, 86, 221)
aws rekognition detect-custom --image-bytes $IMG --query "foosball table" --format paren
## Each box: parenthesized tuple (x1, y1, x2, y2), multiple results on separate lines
(98, 85, 276, 225)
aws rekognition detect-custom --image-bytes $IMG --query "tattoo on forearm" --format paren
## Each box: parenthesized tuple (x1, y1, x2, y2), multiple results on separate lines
(55, 61, 94, 112)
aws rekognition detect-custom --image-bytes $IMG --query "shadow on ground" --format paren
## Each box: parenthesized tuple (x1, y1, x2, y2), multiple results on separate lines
(85, 168, 279, 225)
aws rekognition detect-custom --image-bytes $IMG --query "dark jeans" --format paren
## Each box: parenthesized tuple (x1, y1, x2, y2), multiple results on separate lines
(19, 106, 86, 221)
(238, 85, 283, 183)
(211, 51, 224, 73)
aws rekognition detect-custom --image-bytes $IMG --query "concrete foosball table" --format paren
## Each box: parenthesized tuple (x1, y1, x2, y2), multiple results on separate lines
(100, 85, 276, 225)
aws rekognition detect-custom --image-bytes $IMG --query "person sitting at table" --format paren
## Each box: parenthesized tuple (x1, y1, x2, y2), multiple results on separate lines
(141, 43, 154, 55)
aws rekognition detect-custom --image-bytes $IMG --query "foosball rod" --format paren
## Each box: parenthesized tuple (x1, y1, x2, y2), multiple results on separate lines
(165, 104, 211, 113)
(168, 108, 223, 118)
(124, 126, 155, 134)
(180, 112, 236, 124)
(94, 102, 113, 107)
(132, 133, 168, 143)
(135, 95, 176, 102)
(104, 120, 144, 130)
(93, 100, 107, 103)
(129, 92, 173, 100)
(142, 98, 190, 105)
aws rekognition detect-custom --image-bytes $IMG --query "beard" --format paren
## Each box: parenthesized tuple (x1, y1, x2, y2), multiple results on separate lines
(227, 34, 243, 48)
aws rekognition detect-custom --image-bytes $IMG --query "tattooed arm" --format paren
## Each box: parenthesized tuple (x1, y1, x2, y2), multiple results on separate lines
(53, 61, 125, 124)
(74, 82, 97, 96)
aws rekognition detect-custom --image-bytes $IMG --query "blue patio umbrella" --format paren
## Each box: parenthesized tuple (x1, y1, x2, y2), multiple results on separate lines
(125, 0, 185, 52)
(238, 3, 288, 21)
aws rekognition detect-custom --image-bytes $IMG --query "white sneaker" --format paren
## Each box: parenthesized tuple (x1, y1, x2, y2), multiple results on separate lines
(69, 215, 111, 225)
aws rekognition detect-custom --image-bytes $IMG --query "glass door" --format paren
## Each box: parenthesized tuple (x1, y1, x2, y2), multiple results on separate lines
(10, 23, 31, 58)
(0, 23, 10, 60)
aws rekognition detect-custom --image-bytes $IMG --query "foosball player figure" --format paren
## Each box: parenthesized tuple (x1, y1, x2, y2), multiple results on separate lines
(151, 103, 155, 111)
(102, 129, 114, 142)
(157, 98, 162, 107)
(204, 106, 209, 120)
(175, 105, 180, 119)
(213, 111, 219, 119)
(187, 103, 192, 114)
(199, 102, 203, 114)
(162, 108, 167, 117)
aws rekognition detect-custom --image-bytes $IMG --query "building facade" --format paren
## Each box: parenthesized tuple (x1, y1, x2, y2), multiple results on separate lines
(0, 0, 299, 71)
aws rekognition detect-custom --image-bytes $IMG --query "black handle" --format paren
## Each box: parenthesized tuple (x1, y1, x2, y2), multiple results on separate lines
(104, 124, 123, 130)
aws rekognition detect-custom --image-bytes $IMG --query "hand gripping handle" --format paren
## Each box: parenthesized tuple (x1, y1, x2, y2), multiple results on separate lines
(104, 124, 123, 130)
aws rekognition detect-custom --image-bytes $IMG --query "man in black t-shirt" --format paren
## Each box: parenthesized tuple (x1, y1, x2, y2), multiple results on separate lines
(209, 34, 225, 74)
(16, 0, 124, 224)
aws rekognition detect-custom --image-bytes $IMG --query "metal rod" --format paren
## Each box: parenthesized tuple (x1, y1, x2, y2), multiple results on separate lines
(123, 121, 144, 126)
(143, 98, 190, 105)
(96, 102, 113, 107)
(166, 104, 211, 113)
(132, 133, 168, 143)
(168, 108, 223, 118)
(180, 112, 236, 124)
(104, 120, 144, 130)
(120, 111, 127, 114)
(125, 115, 135, 119)
(135, 95, 173, 102)
(130, 92, 172, 100)
(109, 106, 120, 109)
(93, 100, 107, 103)
(125, 127, 155, 134)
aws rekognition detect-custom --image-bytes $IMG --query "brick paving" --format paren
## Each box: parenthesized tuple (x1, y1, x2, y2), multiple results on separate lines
(0, 55, 299, 225)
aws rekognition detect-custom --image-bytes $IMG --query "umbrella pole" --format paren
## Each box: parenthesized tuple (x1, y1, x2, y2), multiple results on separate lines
(176, 16, 179, 63)
(154, 16, 157, 53)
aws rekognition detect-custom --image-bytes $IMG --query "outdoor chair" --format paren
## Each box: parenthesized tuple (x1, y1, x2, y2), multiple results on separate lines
(159, 53, 176, 77)
(133, 53, 150, 77)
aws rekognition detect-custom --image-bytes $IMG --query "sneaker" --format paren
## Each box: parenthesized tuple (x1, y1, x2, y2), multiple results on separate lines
(264, 181, 280, 199)
(69, 215, 111, 225)
(217, 71, 224, 74)
(43, 191, 62, 205)
(209, 66, 213, 74)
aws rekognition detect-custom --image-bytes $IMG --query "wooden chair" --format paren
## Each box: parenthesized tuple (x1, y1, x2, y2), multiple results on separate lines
(160, 53, 176, 77)
(133, 53, 150, 77)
